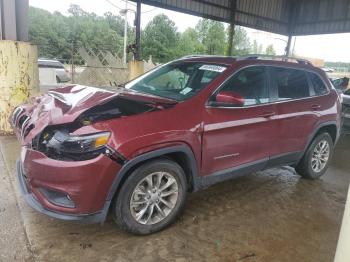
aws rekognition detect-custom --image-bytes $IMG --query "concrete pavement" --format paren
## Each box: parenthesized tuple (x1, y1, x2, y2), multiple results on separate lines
(0, 135, 349, 262)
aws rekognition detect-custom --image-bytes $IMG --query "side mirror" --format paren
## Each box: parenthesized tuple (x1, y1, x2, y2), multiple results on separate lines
(212, 91, 245, 107)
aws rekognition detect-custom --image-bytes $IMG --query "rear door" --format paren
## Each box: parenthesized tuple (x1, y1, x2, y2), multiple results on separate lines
(202, 66, 277, 176)
(269, 66, 321, 161)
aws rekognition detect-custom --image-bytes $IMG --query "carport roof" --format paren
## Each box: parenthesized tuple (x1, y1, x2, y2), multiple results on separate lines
(132, 0, 350, 36)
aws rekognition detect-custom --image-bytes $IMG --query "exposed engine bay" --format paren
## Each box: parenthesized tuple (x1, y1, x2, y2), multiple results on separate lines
(31, 95, 172, 161)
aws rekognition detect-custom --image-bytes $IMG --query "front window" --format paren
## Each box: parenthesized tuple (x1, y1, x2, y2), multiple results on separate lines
(213, 66, 269, 107)
(125, 62, 227, 101)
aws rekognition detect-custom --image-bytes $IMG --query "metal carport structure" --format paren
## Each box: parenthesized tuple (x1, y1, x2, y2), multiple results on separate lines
(130, 0, 350, 57)
(1, 0, 350, 133)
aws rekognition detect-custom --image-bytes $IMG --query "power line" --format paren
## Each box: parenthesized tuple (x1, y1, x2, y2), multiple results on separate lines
(104, 0, 123, 10)
(105, 0, 157, 14)
(120, 0, 136, 6)
(142, 7, 157, 13)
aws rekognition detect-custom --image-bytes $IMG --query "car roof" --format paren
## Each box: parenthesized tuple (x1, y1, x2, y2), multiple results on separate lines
(38, 59, 65, 68)
(38, 58, 61, 63)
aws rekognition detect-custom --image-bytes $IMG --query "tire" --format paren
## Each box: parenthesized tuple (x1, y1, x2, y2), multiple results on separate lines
(112, 159, 187, 235)
(56, 76, 61, 83)
(296, 133, 334, 179)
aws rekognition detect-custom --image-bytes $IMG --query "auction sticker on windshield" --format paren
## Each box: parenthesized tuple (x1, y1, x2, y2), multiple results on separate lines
(199, 65, 227, 73)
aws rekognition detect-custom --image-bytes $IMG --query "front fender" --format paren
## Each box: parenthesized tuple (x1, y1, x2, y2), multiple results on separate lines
(98, 144, 201, 223)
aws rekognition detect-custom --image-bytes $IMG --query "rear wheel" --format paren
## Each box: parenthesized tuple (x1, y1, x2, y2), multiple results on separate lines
(296, 133, 334, 179)
(113, 159, 187, 235)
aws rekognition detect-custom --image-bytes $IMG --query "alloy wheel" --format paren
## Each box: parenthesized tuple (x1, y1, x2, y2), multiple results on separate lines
(129, 171, 179, 225)
(311, 140, 330, 173)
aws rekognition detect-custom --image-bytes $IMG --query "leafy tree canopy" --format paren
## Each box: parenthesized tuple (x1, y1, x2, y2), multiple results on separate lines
(195, 19, 226, 55)
(142, 14, 179, 63)
(265, 44, 276, 55)
(29, 5, 278, 63)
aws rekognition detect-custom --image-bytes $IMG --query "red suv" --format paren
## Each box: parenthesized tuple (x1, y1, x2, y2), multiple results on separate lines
(12, 55, 341, 235)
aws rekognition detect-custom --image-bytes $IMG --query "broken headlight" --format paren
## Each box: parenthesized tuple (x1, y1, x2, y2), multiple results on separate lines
(42, 130, 110, 160)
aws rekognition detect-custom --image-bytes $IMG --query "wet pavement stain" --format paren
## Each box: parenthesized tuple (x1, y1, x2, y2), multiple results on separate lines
(0, 135, 349, 262)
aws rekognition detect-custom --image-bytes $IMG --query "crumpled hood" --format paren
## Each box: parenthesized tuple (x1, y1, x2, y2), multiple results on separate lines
(11, 85, 176, 145)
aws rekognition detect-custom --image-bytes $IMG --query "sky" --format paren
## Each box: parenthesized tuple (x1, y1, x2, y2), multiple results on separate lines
(29, 0, 350, 63)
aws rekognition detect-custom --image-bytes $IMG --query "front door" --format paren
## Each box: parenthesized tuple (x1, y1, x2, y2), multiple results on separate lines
(202, 66, 277, 176)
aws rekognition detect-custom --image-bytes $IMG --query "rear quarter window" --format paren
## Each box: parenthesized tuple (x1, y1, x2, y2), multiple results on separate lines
(308, 73, 328, 96)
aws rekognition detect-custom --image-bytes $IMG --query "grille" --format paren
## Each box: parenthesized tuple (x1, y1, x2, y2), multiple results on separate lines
(18, 115, 29, 129)
(12, 107, 23, 126)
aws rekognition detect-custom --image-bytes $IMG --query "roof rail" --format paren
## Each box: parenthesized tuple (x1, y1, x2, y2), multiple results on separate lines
(237, 54, 313, 66)
(180, 55, 229, 59)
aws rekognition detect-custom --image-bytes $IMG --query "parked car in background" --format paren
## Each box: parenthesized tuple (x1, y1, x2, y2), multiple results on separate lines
(38, 59, 71, 84)
(321, 67, 335, 73)
(341, 88, 350, 130)
(12, 55, 341, 235)
(331, 77, 349, 93)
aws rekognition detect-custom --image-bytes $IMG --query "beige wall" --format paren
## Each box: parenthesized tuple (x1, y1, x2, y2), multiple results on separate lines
(0, 41, 39, 134)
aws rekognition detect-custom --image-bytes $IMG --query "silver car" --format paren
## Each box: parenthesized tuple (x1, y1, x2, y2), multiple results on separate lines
(38, 59, 71, 83)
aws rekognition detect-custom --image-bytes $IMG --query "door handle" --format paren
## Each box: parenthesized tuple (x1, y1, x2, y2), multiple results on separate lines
(311, 104, 321, 110)
(258, 111, 276, 118)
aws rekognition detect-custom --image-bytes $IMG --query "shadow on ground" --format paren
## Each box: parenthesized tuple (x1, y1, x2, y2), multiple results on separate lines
(0, 135, 349, 262)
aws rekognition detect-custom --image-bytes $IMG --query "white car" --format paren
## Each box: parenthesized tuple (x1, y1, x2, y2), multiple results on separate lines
(38, 59, 71, 84)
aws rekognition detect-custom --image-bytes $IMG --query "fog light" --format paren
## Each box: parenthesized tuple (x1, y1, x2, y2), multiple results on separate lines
(40, 188, 75, 208)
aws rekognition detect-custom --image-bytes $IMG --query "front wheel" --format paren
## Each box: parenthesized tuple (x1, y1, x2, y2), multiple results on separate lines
(296, 133, 334, 179)
(112, 159, 187, 235)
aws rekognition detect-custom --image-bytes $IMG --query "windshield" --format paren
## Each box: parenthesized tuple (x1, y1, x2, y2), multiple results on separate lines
(125, 62, 227, 101)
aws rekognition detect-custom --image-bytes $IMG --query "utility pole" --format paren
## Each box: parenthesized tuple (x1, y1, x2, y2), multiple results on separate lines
(285, 35, 292, 57)
(128, 0, 144, 80)
(226, 0, 236, 56)
(71, 42, 75, 83)
(135, 0, 141, 61)
(123, 0, 128, 65)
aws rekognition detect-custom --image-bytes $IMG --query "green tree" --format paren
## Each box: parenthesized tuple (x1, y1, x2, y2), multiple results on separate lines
(252, 40, 263, 54)
(29, 7, 71, 59)
(265, 44, 276, 55)
(226, 26, 252, 55)
(29, 5, 126, 60)
(176, 28, 205, 57)
(67, 5, 123, 54)
(195, 19, 226, 55)
(142, 14, 179, 63)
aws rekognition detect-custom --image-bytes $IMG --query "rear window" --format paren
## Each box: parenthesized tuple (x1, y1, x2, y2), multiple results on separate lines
(308, 73, 328, 95)
(272, 67, 310, 101)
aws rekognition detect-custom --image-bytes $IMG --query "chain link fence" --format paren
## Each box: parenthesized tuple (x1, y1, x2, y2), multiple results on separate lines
(37, 45, 158, 90)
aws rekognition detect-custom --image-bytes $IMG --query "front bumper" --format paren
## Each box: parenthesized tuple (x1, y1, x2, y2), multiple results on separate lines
(16, 160, 108, 223)
(17, 146, 121, 223)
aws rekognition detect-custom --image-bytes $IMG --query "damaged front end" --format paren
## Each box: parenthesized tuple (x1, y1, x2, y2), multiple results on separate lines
(12, 85, 175, 162)
(11, 85, 176, 219)
(33, 129, 111, 161)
